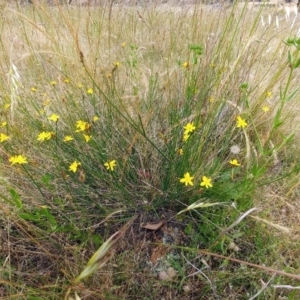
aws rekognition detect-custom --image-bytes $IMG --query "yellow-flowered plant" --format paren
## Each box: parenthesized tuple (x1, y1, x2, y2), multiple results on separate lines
(0, 133, 10, 142)
(266, 91, 272, 98)
(262, 105, 270, 113)
(43, 99, 51, 106)
(9, 155, 28, 165)
(183, 122, 196, 141)
(48, 114, 60, 122)
(183, 133, 190, 141)
(182, 62, 189, 68)
(236, 116, 247, 128)
(200, 176, 213, 189)
(87, 88, 93, 95)
(63, 135, 74, 142)
(37, 131, 53, 142)
(69, 161, 81, 173)
(229, 159, 241, 167)
(104, 160, 117, 171)
(83, 134, 91, 142)
(179, 172, 194, 186)
(183, 122, 196, 134)
(75, 120, 90, 132)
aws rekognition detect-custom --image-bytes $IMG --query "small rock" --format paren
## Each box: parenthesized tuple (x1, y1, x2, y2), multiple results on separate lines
(159, 271, 168, 281)
(183, 285, 191, 293)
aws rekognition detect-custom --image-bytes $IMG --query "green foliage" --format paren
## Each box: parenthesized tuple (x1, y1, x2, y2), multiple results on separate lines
(0, 1, 299, 299)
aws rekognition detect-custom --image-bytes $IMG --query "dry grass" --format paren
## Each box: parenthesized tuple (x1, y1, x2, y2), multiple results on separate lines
(0, 1, 300, 299)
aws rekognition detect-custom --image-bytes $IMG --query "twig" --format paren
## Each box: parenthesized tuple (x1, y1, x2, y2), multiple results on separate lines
(183, 255, 218, 299)
(248, 274, 275, 300)
(272, 285, 300, 289)
(197, 249, 300, 281)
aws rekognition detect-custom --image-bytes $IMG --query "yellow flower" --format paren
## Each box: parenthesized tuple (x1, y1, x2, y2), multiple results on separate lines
(182, 62, 189, 69)
(184, 122, 196, 134)
(229, 159, 241, 167)
(178, 148, 183, 155)
(9, 155, 28, 165)
(121, 42, 126, 47)
(93, 116, 99, 122)
(3, 103, 10, 110)
(266, 91, 272, 98)
(262, 105, 270, 113)
(31, 87, 37, 92)
(200, 176, 213, 189)
(37, 131, 53, 142)
(50, 81, 57, 86)
(0, 133, 9, 142)
(69, 161, 81, 173)
(75, 120, 90, 132)
(64, 78, 70, 83)
(236, 116, 247, 128)
(183, 133, 190, 142)
(0, 122, 7, 127)
(48, 114, 60, 122)
(78, 83, 84, 88)
(104, 160, 117, 171)
(83, 134, 91, 142)
(180, 172, 194, 186)
(43, 99, 51, 106)
(87, 88, 93, 95)
(63, 135, 73, 142)
(114, 61, 120, 67)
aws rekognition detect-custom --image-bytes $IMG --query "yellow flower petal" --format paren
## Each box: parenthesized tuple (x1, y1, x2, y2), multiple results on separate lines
(0, 133, 10, 142)
(179, 172, 194, 186)
(83, 134, 91, 142)
(262, 105, 270, 113)
(87, 88, 93, 95)
(229, 159, 241, 167)
(48, 114, 60, 122)
(183, 122, 196, 134)
(236, 116, 247, 128)
(200, 176, 213, 189)
(63, 135, 73, 142)
(69, 161, 81, 172)
(37, 131, 53, 142)
(104, 160, 117, 171)
(9, 155, 28, 165)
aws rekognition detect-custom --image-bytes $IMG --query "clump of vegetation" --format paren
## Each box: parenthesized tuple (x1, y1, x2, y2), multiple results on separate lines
(1, 0, 300, 299)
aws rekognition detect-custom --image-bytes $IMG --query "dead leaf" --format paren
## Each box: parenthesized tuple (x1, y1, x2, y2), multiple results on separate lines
(79, 170, 85, 182)
(142, 220, 164, 230)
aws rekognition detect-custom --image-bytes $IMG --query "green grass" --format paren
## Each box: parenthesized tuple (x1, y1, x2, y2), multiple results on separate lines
(1, 0, 300, 299)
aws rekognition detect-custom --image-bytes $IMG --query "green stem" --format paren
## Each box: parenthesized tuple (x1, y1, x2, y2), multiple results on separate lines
(22, 165, 45, 198)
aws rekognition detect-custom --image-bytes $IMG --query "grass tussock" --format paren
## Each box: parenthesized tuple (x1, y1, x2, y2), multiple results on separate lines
(1, 0, 300, 299)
